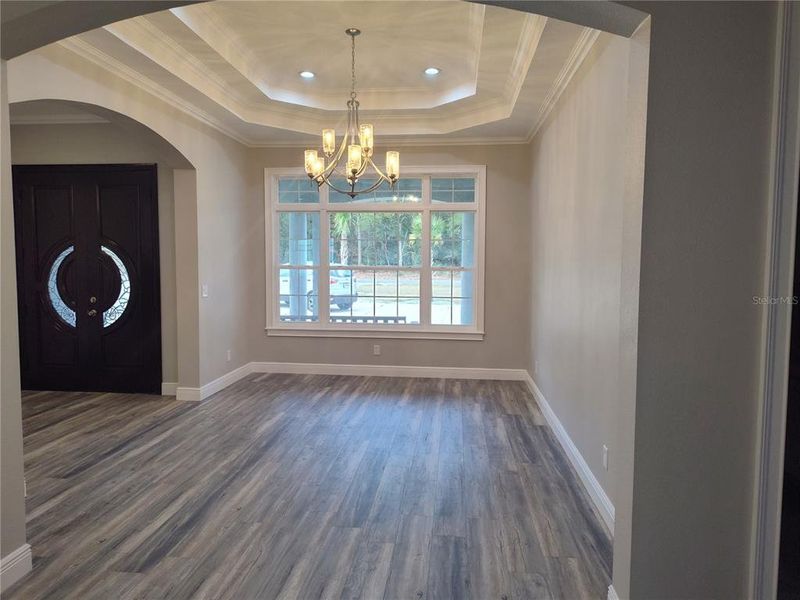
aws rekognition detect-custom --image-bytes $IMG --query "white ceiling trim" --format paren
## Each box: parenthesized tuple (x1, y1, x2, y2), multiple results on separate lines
(57, 37, 254, 145)
(170, 3, 488, 112)
(250, 135, 531, 149)
(106, 18, 243, 112)
(53, 23, 600, 148)
(505, 14, 548, 112)
(103, 17, 332, 131)
(91, 8, 528, 134)
(525, 27, 600, 143)
(60, 23, 549, 137)
(10, 113, 110, 125)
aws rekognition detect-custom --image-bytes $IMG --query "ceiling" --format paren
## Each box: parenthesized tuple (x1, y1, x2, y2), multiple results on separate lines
(26, 1, 599, 146)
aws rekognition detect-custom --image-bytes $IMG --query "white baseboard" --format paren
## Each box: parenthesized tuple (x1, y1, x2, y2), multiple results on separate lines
(161, 382, 178, 396)
(1, 543, 32, 592)
(249, 361, 527, 381)
(608, 584, 620, 600)
(200, 363, 252, 399)
(176, 363, 255, 402)
(175, 387, 201, 402)
(523, 372, 616, 534)
(175, 361, 529, 402)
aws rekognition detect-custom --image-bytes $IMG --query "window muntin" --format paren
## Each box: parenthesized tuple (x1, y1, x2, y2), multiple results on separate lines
(432, 177, 475, 203)
(329, 178, 423, 204)
(278, 177, 320, 204)
(267, 167, 484, 336)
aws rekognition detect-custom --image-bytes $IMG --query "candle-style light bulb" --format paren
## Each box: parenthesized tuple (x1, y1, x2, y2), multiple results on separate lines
(359, 124, 374, 156)
(386, 151, 400, 180)
(322, 129, 336, 156)
(304, 150, 318, 175)
(312, 156, 325, 178)
(347, 144, 363, 175)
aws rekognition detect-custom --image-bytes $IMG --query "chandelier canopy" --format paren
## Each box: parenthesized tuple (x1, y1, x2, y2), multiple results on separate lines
(303, 28, 400, 198)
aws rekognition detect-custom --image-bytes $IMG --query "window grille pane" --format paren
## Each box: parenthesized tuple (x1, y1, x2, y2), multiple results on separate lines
(279, 212, 320, 266)
(431, 211, 475, 267)
(329, 178, 422, 204)
(329, 269, 420, 325)
(432, 270, 473, 325)
(431, 177, 475, 203)
(278, 177, 319, 204)
(330, 212, 422, 267)
(278, 268, 319, 322)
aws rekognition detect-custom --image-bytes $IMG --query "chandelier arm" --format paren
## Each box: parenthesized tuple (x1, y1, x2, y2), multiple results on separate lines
(365, 156, 394, 184)
(315, 130, 351, 183)
(329, 177, 386, 198)
(317, 161, 359, 188)
(324, 179, 367, 197)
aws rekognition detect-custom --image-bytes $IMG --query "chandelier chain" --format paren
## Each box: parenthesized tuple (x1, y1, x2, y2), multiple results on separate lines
(350, 32, 357, 99)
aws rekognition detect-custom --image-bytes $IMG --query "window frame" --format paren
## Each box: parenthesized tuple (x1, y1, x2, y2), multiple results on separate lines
(264, 164, 486, 340)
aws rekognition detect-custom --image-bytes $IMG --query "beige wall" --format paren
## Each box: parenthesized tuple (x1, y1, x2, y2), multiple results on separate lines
(9, 121, 183, 383)
(1, 59, 28, 562)
(528, 32, 631, 508)
(248, 145, 531, 370)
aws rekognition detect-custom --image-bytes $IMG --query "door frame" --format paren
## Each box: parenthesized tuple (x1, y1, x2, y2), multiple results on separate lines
(12, 162, 162, 394)
(752, 3, 800, 598)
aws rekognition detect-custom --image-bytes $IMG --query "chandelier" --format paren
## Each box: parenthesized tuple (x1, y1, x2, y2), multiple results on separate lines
(303, 28, 400, 198)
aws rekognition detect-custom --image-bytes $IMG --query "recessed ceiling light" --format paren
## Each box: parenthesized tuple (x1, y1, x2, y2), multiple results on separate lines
(424, 67, 441, 76)
(300, 71, 315, 79)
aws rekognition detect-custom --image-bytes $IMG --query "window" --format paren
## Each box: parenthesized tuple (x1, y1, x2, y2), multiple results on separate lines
(266, 166, 485, 339)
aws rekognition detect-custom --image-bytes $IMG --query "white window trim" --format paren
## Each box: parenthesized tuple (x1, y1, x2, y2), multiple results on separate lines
(264, 164, 486, 340)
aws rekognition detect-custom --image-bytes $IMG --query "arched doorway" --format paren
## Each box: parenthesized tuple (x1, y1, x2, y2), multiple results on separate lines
(9, 100, 197, 394)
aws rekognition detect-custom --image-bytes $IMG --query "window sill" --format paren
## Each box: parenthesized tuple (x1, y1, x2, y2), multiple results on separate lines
(265, 327, 485, 341)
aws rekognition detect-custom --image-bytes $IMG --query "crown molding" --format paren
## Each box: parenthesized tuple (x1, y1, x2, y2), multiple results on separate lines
(103, 17, 329, 128)
(11, 113, 109, 125)
(53, 21, 597, 149)
(47, 40, 532, 147)
(105, 18, 244, 111)
(251, 134, 531, 149)
(506, 14, 547, 110)
(57, 37, 254, 146)
(526, 27, 601, 143)
(171, 3, 487, 113)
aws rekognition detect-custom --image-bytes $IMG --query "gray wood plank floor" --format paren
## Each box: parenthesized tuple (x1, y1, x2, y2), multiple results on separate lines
(5, 374, 612, 599)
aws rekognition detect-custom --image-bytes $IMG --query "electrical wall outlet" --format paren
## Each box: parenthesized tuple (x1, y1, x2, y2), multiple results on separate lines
(227, 349, 232, 362)
(373, 344, 381, 356)
(602, 445, 609, 470)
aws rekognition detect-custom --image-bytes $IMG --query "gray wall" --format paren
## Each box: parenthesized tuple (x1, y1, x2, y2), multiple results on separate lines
(10, 120, 185, 384)
(624, 2, 777, 598)
(248, 145, 532, 370)
(528, 32, 632, 506)
(0, 59, 27, 562)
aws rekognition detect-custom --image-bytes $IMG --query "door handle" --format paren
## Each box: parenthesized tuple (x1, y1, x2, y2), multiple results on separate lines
(87, 309, 97, 317)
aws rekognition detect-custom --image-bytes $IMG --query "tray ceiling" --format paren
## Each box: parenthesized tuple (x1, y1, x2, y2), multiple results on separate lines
(51, 1, 598, 146)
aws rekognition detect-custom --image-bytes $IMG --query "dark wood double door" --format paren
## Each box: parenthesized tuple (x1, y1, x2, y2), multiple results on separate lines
(13, 165, 161, 394)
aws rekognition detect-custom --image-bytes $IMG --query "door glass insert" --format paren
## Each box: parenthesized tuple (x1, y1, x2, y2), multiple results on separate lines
(101, 246, 131, 327)
(47, 245, 76, 327)
(46, 245, 132, 328)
